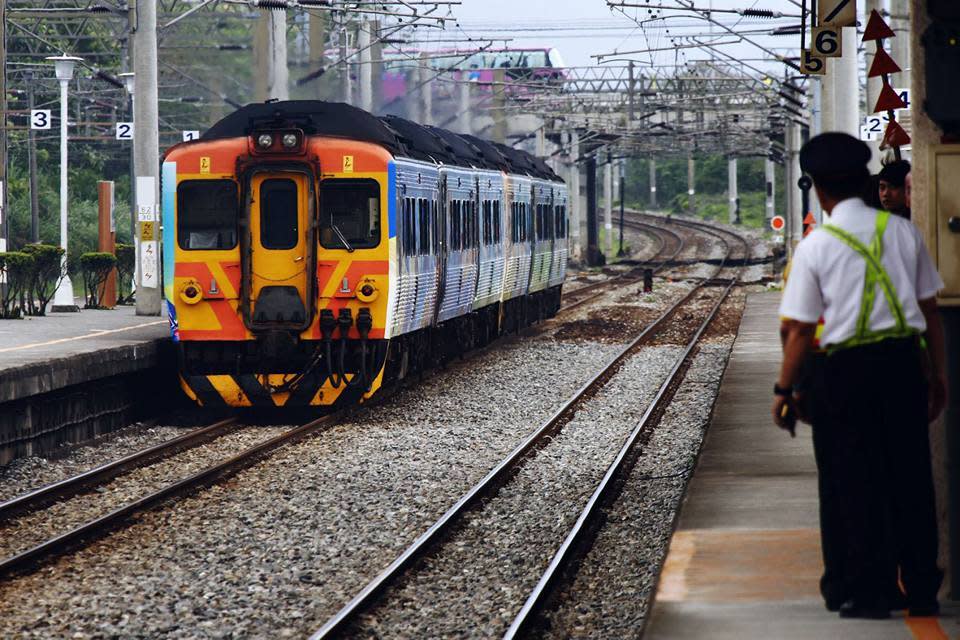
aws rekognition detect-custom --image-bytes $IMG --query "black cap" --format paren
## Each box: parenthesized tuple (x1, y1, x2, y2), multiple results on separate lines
(878, 160, 911, 186)
(800, 132, 871, 178)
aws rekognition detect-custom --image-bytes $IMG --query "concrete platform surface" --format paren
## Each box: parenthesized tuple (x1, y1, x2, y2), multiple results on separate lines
(644, 291, 958, 640)
(0, 306, 169, 403)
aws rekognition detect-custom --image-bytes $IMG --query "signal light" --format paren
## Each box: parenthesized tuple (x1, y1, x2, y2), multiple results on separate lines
(257, 133, 273, 149)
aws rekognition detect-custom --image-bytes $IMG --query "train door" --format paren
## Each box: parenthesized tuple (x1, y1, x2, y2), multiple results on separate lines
(247, 172, 313, 328)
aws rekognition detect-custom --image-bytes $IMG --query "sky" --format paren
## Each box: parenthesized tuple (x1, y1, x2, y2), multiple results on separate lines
(432, 0, 808, 77)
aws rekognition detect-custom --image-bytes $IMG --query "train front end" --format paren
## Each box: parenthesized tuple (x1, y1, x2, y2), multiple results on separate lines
(163, 121, 393, 408)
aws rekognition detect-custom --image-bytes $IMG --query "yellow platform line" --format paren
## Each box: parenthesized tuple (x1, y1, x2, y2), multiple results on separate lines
(0, 320, 167, 353)
(906, 617, 949, 640)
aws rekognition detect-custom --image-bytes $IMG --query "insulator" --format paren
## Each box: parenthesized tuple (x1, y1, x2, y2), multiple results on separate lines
(254, 0, 289, 9)
(741, 8, 778, 19)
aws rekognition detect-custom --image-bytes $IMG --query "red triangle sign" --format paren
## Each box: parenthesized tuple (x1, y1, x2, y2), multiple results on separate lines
(863, 9, 896, 41)
(881, 119, 912, 148)
(874, 82, 907, 113)
(868, 47, 901, 77)
(803, 212, 817, 225)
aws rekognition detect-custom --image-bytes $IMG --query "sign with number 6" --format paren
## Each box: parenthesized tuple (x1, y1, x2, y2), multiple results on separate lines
(813, 25, 842, 58)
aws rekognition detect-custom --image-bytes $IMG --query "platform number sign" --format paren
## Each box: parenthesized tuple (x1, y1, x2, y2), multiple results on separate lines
(801, 50, 826, 75)
(182, 130, 200, 142)
(818, 0, 856, 28)
(30, 109, 52, 130)
(812, 25, 842, 58)
(860, 119, 882, 142)
(116, 122, 134, 140)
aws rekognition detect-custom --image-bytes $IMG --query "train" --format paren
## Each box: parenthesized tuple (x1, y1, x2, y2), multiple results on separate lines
(161, 100, 569, 408)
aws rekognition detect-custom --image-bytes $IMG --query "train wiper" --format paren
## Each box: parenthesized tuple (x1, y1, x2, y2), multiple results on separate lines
(331, 224, 355, 253)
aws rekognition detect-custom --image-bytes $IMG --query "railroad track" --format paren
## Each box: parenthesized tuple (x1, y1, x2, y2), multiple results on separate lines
(0, 413, 343, 579)
(310, 232, 743, 639)
(557, 220, 685, 315)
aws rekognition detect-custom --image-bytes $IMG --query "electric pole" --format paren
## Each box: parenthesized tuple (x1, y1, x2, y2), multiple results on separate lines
(0, 0, 7, 256)
(133, 0, 161, 316)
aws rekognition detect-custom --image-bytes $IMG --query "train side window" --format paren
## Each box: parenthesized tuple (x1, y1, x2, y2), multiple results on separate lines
(177, 179, 238, 250)
(260, 178, 299, 250)
(482, 201, 491, 245)
(451, 200, 461, 251)
(319, 178, 381, 250)
(419, 198, 430, 255)
(493, 201, 501, 243)
(432, 200, 440, 254)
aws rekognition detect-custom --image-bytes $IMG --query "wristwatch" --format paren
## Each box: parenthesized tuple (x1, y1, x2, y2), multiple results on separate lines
(773, 383, 793, 397)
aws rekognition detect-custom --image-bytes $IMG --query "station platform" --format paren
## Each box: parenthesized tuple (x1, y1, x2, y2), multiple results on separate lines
(0, 306, 169, 403)
(645, 291, 959, 639)
(0, 306, 174, 463)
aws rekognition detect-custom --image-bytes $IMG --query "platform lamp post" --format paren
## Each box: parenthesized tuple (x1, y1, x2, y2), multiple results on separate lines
(48, 55, 83, 312)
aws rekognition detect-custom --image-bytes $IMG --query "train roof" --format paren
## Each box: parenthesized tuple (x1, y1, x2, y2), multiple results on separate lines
(378, 115, 456, 165)
(200, 100, 557, 179)
(201, 100, 404, 154)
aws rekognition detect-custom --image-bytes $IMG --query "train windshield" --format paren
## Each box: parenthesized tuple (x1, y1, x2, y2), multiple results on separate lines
(177, 180, 238, 250)
(319, 179, 381, 250)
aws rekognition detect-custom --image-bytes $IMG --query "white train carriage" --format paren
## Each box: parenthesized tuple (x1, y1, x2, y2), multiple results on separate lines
(473, 170, 506, 311)
(548, 184, 569, 289)
(436, 165, 480, 323)
(390, 158, 440, 337)
(528, 178, 555, 294)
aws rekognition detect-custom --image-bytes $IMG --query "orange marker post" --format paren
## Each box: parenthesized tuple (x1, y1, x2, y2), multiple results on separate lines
(97, 181, 117, 308)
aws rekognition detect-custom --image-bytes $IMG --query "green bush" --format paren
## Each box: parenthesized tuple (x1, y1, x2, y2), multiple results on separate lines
(115, 243, 135, 305)
(20, 243, 65, 316)
(79, 252, 117, 309)
(0, 252, 36, 319)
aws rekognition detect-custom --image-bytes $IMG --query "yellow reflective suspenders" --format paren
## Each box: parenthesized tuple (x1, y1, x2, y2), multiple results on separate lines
(821, 211, 920, 352)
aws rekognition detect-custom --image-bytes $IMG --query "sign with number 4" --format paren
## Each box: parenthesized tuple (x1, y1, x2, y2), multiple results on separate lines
(116, 122, 134, 140)
(30, 110, 52, 130)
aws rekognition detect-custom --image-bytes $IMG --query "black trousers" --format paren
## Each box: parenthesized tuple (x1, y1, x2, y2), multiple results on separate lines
(817, 337, 942, 605)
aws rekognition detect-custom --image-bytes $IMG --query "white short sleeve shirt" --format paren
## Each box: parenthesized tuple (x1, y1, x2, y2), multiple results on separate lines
(779, 198, 944, 347)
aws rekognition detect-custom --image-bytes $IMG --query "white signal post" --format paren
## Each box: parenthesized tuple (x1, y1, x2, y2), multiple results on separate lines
(47, 55, 83, 313)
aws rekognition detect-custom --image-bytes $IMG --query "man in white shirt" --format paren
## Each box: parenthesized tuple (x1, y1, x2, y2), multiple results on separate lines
(774, 133, 947, 619)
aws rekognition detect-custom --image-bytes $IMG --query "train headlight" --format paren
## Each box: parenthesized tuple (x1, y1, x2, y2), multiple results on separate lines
(357, 281, 379, 303)
(282, 133, 299, 148)
(180, 281, 203, 305)
(256, 133, 273, 149)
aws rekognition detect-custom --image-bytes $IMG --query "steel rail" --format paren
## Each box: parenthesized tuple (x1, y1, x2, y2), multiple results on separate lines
(310, 280, 715, 640)
(0, 413, 342, 580)
(557, 220, 684, 315)
(0, 418, 239, 524)
(504, 280, 735, 638)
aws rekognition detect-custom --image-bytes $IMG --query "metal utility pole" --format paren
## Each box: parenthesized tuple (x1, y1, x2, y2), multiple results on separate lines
(133, 0, 161, 316)
(604, 155, 613, 257)
(687, 153, 696, 216)
(491, 68, 506, 143)
(649, 158, 657, 208)
(267, 9, 289, 100)
(49, 56, 82, 312)
(308, 10, 327, 100)
(765, 156, 775, 222)
(358, 21, 373, 113)
(370, 21, 383, 112)
(339, 10, 351, 104)
(418, 52, 432, 124)
(568, 130, 582, 261)
(458, 82, 471, 134)
(786, 121, 802, 255)
(0, 1, 7, 256)
(728, 156, 739, 225)
(586, 156, 602, 266)
(627, 61, 636, 126)
(26, 74, 40, 243)
(618, 160, 626, 256)
(834, 27, 860, 137)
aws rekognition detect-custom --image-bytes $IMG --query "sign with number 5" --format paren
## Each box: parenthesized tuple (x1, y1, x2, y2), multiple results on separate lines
(801, 50, 826, 75)
(30, 110, 52, 130)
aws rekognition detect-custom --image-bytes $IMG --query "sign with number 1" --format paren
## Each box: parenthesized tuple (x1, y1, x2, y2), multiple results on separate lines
(819, 0, 856, 28)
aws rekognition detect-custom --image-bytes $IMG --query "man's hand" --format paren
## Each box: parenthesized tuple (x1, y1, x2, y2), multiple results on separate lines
(772, 394, 797, 437)
(929, 374, 948, 423)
